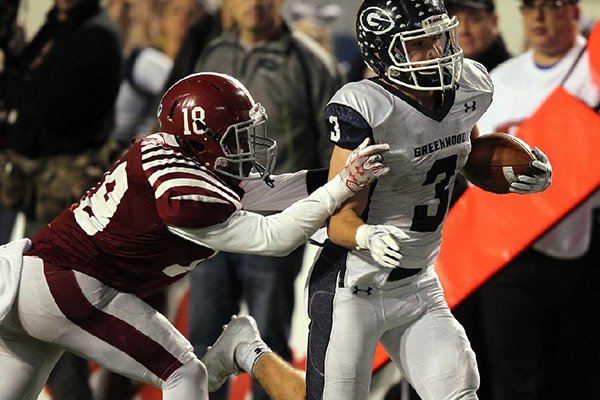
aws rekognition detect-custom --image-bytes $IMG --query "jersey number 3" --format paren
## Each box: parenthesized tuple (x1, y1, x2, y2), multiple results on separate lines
(410, 155, 457, 232)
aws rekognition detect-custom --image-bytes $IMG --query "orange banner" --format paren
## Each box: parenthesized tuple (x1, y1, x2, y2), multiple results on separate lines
(436, 85, 600, 309)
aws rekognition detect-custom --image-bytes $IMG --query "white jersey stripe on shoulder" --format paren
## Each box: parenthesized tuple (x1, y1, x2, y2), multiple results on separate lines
(155, 178, 240, 205)
(147, 166, 238, 199)
(147, 164, 239, 200)
(141, 147, 190, 162)
(147, 166, 206, 186)
(171, 194, 231, 205)
(143, 156, 199, 171)
(141, 147, 177, 159)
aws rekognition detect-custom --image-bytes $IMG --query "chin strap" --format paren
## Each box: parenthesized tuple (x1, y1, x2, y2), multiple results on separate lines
(263, 175, 275, 188)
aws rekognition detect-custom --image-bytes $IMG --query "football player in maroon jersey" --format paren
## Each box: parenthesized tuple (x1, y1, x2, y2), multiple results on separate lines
(0, 72, 390, 400)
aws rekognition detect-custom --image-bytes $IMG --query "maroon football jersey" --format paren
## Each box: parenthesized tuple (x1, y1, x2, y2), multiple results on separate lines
(28, 133, 243, 297)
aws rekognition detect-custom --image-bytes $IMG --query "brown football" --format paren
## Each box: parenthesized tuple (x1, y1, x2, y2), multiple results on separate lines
(463, 133, 536, 194)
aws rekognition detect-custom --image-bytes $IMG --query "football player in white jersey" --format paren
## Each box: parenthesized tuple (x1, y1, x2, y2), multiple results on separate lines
(199, 1, 553, 399)
(0, 72, 390, 400)
(301, 0, 552, 399)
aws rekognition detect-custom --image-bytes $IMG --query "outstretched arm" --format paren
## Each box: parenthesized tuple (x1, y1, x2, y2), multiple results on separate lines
(241, 169, 328, 212)
(169, 139, 389, 256)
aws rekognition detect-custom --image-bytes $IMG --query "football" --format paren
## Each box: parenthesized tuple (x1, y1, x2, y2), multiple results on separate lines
(463, 133, 536, 194)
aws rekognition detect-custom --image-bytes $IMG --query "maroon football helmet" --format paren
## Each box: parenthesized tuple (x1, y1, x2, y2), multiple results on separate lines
(158, 72, 276, 181)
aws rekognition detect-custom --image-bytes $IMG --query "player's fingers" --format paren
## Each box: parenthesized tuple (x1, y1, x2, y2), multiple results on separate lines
(363, 154, 382, 167)
(381, 235, 401, 251)
(532, 147, 549, 163)
(383, 250, 403, 264)
(380, 254, 402, 268)
(509, 186, 529, 194)
(388, 226, 411, 240)
(531, 160, 551, 174)
(516, 175, 537, 184)
(373, 166, 390, 177)
(357, 137, 371, 152)
(510, 182, 531, 193)
(360, 143, 390, 157)
(363, 155, 389, 177)
(364, 153, 383, 164)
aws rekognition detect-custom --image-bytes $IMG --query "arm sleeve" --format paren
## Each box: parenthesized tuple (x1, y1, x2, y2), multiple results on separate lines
(240, 168, 328, 211)
(167, 176, 353, 256)
(241, 170, 309, 212)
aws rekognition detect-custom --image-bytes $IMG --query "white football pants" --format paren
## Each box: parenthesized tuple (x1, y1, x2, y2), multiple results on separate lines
(307, 266, 480, 400)
(0, 256, 208, 400)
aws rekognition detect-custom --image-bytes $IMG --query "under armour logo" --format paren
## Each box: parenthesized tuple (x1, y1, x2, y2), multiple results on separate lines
(464, 101, 477, 113)
(254, 347, 264, 355)
(352, 285, 373, 296)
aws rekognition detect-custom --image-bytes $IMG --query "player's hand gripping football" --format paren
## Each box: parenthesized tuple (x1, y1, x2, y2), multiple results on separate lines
(355, 224, 410, 269)
(339, 138, 390, 192)
(510, 147, 552, 194)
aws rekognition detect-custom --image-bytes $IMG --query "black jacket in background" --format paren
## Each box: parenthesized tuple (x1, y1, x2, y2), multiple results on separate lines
(474, 35, 511, 74)
(0, 0, 122, 158)
(163, 11, 221, 90)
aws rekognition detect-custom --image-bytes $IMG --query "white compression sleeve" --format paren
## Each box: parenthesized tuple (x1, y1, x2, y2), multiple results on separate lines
(241, 170, 309, 212)
(167, 177, 353, 256)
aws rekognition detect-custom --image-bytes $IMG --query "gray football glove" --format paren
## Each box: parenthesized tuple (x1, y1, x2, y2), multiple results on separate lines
(510, 147, 552, 194)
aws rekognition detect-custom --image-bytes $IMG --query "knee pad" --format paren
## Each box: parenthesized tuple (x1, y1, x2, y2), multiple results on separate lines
(457, 348, 480, 395)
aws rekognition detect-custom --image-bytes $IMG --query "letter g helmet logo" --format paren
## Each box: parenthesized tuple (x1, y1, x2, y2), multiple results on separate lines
(359, 7, 395, 35)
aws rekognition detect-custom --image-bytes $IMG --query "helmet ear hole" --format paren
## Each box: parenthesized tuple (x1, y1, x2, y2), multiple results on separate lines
(189, 141, 206, 153)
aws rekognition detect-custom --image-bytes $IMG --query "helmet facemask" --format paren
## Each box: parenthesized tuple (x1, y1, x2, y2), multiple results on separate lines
(215, 103, 277, 181)
(386, 14, 463, 91)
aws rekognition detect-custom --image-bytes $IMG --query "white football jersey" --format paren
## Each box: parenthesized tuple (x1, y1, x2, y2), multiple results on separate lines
(325, 59, 493, 286)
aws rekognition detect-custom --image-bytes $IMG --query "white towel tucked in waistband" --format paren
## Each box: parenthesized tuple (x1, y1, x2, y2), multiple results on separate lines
(0, 238, 32, 323)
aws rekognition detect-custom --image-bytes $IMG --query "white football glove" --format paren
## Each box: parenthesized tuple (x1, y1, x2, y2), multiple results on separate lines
(355, 224, 409, 269)
(510, 147, 552, 194)
(339, 138, 390, 192)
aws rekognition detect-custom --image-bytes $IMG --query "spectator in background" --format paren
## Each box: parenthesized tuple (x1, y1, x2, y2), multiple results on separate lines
(110, 0, 205, 147)
(105, 0, 156, 56)
(477, 1, 600, 399)
(446, 0, 510, 72)
(160, 0, 233, 95)
(289, 2, 341, 54)
(188, 1, 341, 399)
(0, 1, 122, 399)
